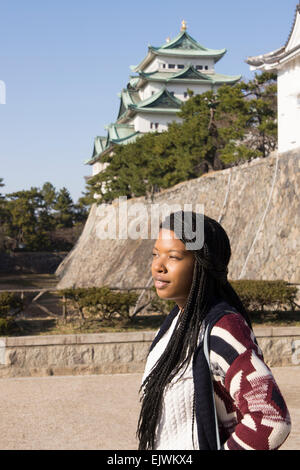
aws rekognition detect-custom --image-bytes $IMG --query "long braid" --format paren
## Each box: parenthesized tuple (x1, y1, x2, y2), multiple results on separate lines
(137, 212, 252, 450)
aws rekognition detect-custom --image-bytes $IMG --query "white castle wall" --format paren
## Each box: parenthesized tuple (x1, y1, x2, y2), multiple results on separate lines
(144, 56, 215, 74)
(278, 56, 300, 153)
(132, 113, 181, 133)
(139, 82, 213, 102)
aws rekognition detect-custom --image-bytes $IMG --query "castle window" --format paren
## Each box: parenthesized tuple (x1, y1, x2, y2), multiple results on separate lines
(168, 64, 175, 69)
(196, 65, 203, 70)
(184, 92, 188, 98)
(155, 123, 159, 130)
(178, 64, 184, 69)
(162, 63, 166, 69)
(205, 65, 208, 70)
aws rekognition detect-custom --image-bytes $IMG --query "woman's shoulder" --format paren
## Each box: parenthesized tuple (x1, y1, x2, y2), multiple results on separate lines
(214, 310, 251, 333)
(209, 311, 265, 385)
(210, 311, 261, 360)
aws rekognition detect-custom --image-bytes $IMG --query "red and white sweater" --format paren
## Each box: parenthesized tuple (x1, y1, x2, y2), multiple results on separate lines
(209, 313, 291, 450)
(144, 309, 291, 450)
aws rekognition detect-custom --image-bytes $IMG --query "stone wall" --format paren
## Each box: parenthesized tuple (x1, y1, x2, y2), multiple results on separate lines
(55, 149, 300, 288)
(0, 327, 299, 378)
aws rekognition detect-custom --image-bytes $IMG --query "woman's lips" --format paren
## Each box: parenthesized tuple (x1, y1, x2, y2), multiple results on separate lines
(154, 279, 170, 289)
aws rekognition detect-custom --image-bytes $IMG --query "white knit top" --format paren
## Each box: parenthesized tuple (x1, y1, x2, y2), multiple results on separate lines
(142, 310, 199, 450)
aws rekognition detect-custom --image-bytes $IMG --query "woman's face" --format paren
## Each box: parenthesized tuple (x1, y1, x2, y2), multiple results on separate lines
(151, 228, 195, 309)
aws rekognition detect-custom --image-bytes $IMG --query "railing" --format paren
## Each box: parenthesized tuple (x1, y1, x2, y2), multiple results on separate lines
(0, 288, 63, 319)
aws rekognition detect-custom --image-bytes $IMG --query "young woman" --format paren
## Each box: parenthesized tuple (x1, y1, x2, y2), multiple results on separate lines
(137, 211, 291, 450)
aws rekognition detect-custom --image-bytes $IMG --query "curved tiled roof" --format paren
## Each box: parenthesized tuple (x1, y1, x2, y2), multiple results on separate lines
(132, 30, 227, 72)
(246, 3, 300, 69)
(152, 31, 226, 57)
(85, 125, 140, 165)
(132, 66, 241, 88)
(285, 2, 300, 47)
(130, 87, 182, 110)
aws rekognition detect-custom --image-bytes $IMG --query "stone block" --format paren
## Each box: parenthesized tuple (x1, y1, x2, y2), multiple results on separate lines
(0, 327, 300, 377)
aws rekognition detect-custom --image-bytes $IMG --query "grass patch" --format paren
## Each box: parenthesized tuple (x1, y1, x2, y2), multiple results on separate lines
(0, 274, 58, 290)
(249, 310, 300, 326)
(8, 310, 300, 337)
(12, 314, 166, 336)
(1, 275, 299, 336)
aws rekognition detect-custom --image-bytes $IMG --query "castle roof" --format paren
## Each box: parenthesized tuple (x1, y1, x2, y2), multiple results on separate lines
(246, 4, 300, 71)
(86, 22, 240, 167)
(86, 88, 182, 164)
(131, 30, 226, 72)
(117, 87, 182, 123)
(85, 124, 140, 165)
(131, 65, 241, 88)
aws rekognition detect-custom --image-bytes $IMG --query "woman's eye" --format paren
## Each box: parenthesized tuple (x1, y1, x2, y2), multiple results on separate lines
(151, 253, 181, 260)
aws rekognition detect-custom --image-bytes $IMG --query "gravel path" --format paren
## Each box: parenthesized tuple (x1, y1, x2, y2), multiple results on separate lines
(0, 367, 298, 450)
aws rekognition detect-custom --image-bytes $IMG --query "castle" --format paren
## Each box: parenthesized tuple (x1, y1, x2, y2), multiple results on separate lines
(85, 21, 241, 177)
(247, 3, 300, 153)
(56, 7, 300, 288)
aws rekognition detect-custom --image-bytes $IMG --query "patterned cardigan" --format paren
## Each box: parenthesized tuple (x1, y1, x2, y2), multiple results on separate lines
(149, 300, 292, 450)
(208, 311, 291, 450)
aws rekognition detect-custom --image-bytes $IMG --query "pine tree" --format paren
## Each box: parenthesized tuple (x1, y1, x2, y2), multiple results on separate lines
(0, 179, 9, 251)
(5, 187, 50, 250)
(240, 72, 277, 157)
(53, 187, 75, 228)
(85, 73, 277, 204)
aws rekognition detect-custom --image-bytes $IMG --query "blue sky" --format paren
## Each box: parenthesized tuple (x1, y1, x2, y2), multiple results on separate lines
(0, 0, 298, 202)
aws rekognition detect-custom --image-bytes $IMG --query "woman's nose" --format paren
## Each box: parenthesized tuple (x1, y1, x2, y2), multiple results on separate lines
(152, 257, 167, 272)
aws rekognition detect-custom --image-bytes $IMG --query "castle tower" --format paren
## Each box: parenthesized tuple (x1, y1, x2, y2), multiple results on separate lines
(86, 21, 241, 176)
(247, 4, 300, 153)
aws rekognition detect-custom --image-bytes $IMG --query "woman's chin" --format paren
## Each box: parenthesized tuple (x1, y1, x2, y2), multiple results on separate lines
(155, 289, 172, 300)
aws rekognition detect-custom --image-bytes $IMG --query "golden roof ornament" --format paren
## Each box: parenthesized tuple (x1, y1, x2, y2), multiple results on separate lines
(181, 20, 187, 32)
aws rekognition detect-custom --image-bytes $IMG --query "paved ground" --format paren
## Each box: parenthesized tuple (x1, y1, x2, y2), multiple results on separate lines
(0, 367, 298, 450)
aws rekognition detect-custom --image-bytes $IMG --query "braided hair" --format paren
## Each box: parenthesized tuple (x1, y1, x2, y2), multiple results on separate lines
(137, 211, 252, 450)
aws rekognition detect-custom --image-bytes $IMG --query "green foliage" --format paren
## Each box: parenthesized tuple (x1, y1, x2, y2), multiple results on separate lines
(59, 287, 139, 323)
(5, 187, 52, 250)
(0, 292, 23, 317)
(145, 281, 298, 320)
(0, 182, 89, 252)
(148, 287, 176, 315)
(231, 280, 298, 313)
(59, 281, 297, 324)
(87, 73, 277, 204)
(41, 182, 56, 208)
(0, 178, 11, 251)
(53, 187, 75, 229)
(240, 72, 277, 157)
(0, 292, 22, 335)
(0, 178, 4, 195)
(0, 318, 16, 335)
